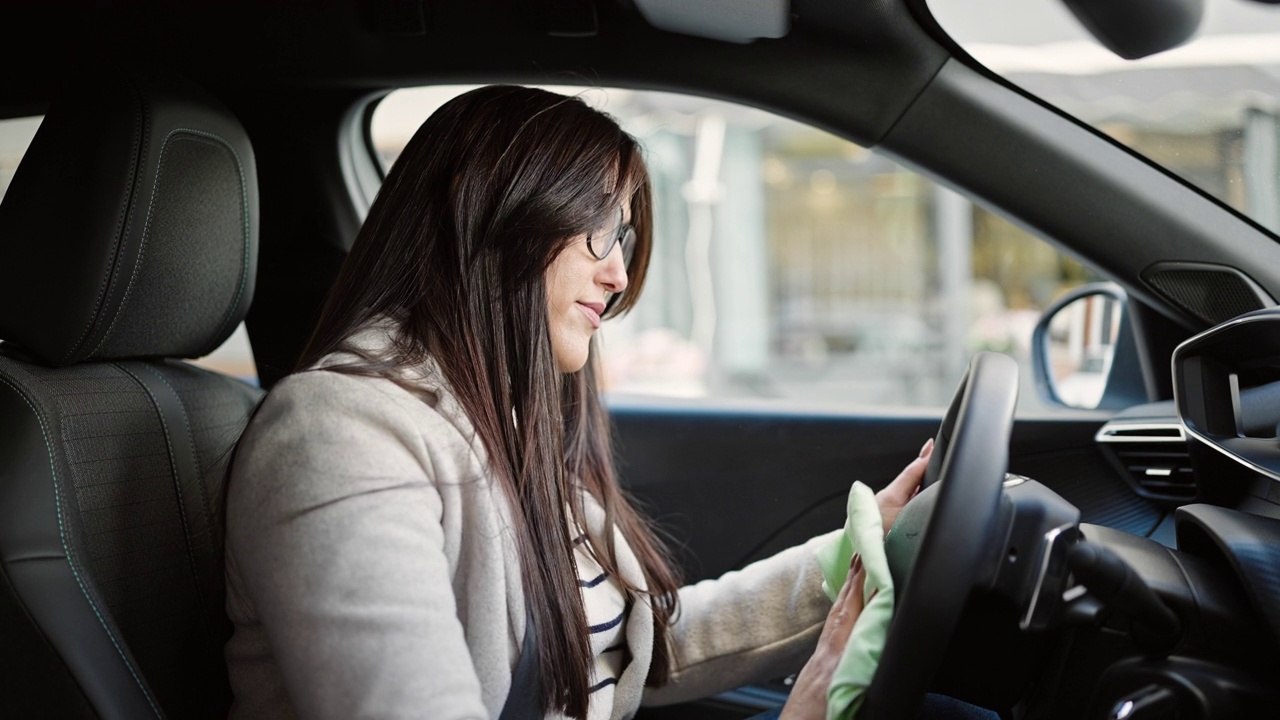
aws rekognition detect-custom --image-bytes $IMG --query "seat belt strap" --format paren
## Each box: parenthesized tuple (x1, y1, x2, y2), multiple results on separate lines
(498, 611, 544, 720)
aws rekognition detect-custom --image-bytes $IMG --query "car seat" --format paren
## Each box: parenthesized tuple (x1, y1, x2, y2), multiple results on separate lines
(0, 64, 262, 718)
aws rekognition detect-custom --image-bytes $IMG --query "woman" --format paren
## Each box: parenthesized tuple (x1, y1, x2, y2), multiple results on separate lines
(224, 85, 928, 720)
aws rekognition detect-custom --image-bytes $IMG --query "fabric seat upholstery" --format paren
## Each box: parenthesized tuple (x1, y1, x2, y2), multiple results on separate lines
(0, 65, 263, 719)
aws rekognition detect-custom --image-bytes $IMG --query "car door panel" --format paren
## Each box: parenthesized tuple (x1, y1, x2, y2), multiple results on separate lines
(612, 404, 943, 582)
(612, 403, 1165, 585)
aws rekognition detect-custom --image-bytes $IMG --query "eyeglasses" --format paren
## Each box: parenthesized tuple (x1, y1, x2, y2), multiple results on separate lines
(587, 207, 635, 265)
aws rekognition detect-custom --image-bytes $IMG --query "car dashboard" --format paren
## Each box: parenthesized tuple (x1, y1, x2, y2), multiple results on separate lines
(1037, 307, 1280, 718)
(929, 308, 1280, 719)
(1168, 307, 1280, 658)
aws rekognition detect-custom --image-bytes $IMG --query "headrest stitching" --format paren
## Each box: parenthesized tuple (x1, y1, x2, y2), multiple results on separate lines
(87, 129, 249, 360)
(87, 127, 180, 360)
(57, 78, 148, 365)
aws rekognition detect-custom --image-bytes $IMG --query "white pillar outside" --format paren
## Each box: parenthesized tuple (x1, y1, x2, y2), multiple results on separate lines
(934, 184, 973, 388)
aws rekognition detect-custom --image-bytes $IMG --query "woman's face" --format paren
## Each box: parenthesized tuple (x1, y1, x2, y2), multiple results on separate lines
(545, 205, 631, 373)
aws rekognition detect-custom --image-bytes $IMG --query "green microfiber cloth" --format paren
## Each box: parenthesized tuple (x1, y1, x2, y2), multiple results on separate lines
(814, 482, 894, 720)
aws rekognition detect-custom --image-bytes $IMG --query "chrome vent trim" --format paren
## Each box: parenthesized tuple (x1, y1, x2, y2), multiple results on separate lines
(1096, 421, 1198, 501)
(1094, 422, 1186, 443)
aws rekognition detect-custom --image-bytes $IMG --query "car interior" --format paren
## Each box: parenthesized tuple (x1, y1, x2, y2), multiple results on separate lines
(1, 1, 1279, 719)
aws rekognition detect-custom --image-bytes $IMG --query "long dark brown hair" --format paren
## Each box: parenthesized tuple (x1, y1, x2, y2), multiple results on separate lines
(296, 85, 682, 718)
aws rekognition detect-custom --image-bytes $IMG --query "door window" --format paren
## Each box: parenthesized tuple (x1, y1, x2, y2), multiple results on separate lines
(372, 87, 1102, 410)
(0, 115, 41, 202)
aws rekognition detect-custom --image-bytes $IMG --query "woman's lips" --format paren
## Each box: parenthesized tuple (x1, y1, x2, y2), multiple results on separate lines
(577, 301, 604, 329)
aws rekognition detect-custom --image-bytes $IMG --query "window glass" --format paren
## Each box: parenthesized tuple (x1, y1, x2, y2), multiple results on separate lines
(928, 0, 1280, 236)
(0, 115, 41, 202)
(0, 114, 258, 383)
(372, 87, 1100, 410)
(190, 322, 258, 385)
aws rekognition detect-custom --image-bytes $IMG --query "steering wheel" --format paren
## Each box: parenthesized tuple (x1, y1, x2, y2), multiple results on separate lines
(860, 352, 1019, 720)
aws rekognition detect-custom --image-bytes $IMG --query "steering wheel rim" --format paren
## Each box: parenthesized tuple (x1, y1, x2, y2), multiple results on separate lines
(861, 351, 1019, 720)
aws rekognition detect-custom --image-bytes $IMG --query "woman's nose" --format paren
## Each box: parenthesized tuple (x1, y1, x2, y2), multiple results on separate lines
(598, 244, 628, 294)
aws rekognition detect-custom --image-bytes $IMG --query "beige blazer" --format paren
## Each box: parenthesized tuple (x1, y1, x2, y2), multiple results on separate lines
(224, 322, 836, 719)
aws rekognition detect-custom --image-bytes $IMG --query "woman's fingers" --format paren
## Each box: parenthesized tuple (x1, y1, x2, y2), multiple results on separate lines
(890, 439, 932, 493)
(820, 554, 866, 645)
(876, 438, 934, 535)
(822, 557, 856, 618)
(848, 565, 868, 617)
(779, 556, 873, 720)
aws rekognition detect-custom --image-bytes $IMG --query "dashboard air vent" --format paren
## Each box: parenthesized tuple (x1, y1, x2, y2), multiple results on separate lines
(1111, 443, 1197, 499)
(1096, 422, 1198, 502)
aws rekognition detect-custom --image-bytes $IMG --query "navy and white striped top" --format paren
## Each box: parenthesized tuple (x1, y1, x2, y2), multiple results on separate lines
(571, 532, 630, 720)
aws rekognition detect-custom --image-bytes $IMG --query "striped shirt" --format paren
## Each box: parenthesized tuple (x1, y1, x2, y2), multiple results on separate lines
(571, 531, 630, 720)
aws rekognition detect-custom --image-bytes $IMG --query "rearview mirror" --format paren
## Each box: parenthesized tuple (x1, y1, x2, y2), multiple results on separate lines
(1062, 0, 1204, 60)
(1032, 283, 1147, 409)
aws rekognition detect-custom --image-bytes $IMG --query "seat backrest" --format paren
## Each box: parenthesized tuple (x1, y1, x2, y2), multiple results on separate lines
(0, 64, 263, 719)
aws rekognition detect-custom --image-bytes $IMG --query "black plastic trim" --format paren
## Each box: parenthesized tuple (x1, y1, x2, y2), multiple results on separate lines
(1175, 504, 1280, 651)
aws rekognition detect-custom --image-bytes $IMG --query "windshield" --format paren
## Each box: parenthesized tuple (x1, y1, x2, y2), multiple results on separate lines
(928, 0, 1280, 235)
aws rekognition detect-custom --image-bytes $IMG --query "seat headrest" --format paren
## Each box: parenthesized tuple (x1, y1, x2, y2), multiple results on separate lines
(0, 64, 258, 367)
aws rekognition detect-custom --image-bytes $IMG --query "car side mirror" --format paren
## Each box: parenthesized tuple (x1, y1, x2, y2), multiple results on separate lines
(1032, 283, 1148, 410)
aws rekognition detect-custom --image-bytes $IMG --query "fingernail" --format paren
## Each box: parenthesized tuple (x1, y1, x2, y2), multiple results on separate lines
(851, 554, 862, 575)
(919, 438, 934, 458)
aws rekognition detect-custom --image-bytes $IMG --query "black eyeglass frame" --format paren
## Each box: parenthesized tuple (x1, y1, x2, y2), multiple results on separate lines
(587, 206, 635, 264)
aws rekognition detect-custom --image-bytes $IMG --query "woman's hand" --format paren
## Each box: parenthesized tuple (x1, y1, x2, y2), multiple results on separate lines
(779, 555, 871, 720)
(876, 438, 933, 537)
(778, 441, 933, 720)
